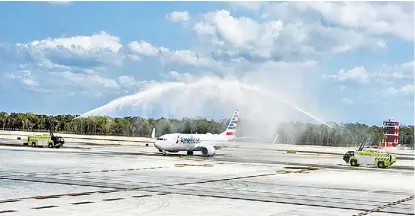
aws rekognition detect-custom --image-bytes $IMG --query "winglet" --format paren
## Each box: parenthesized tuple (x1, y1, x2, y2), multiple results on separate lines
(151, 128, 156, 139)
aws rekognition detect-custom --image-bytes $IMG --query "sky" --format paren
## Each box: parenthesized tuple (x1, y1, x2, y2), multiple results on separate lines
(0, 1, 413, 126)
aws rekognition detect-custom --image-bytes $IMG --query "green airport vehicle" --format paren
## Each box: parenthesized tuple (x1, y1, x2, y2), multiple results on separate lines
(23, 121, 65, 148)
(343, 142, 397, 168)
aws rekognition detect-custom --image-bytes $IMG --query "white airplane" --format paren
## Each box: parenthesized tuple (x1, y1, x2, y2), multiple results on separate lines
(154, 110, 245, 157)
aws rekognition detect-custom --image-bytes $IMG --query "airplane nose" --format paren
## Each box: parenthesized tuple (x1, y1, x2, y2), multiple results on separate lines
(154, 141, 161, 149)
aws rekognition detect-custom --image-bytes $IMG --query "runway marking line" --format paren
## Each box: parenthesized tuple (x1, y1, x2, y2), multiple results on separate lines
(102, 198, 124, 202)
(66, 192, 92, 197)
(97, 189, 119, 193)
(71, 201, 94, 205)
(352, 194, 415, 216)
(276, 166, 320, 174)
(174, 163, 214, 167)
(32, 205, 58, 210)
(0, 200, 19, 204)
(0, 210, 17, 214)
(32, 195, 61, 199)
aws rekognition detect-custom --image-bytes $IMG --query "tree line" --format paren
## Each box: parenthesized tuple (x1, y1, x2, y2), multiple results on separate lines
(0, 111, 413, 148)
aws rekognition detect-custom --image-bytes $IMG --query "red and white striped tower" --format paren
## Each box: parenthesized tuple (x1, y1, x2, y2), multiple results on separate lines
(382, 119, 399, 147)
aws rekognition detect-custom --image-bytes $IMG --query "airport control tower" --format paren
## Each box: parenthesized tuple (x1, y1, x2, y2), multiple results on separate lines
(381, 119, 399, 147)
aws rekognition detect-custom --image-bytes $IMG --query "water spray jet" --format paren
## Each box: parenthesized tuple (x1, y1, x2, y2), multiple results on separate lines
(76, 76, 332, 129)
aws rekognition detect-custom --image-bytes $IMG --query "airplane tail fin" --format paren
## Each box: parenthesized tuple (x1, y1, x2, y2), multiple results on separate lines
(151, 128, 156, 139)
(220, 110, 240, 140)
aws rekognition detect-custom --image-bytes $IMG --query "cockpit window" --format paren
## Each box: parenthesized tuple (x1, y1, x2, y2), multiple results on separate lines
(157, 137, 164, 140)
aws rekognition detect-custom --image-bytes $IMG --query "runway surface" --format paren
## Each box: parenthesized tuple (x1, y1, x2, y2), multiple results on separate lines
(0, 140, 414, 216)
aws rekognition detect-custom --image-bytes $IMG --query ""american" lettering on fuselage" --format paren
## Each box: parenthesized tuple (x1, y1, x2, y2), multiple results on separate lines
(177, 136, 201, 144)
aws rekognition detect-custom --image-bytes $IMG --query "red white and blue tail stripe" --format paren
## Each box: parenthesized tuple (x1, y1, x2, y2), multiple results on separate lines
(221, 110, 239, 140)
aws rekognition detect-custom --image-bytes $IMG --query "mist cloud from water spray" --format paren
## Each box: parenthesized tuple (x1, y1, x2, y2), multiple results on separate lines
(77, 72, 333, 139)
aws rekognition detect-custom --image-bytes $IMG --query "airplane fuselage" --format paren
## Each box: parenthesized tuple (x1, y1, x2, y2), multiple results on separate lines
(154, 133, 234, 152)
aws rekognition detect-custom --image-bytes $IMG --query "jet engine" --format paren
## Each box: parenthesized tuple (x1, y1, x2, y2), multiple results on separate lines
(201, 146, 216, 156)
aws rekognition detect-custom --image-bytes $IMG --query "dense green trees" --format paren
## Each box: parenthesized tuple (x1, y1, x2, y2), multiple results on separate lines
(0, 111, 413, 148)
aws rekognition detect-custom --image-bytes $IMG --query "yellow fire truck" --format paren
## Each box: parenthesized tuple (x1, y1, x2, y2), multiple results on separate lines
(343, 142, 397, 168)
(23, 121, 65, 148)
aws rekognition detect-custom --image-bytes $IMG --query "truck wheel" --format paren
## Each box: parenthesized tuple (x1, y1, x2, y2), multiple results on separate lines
(350, 159, 358, 167)
(377, 161, 385, 168)
(48, 143, 53, 148)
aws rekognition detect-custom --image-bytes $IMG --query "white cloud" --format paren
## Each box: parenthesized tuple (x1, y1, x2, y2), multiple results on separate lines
(4, 70, 38, 87)
(165, 11, 191, 23)
(295, 19, 386, 55)
(377, 61, 414, 79)
(117, 75, 150, 93)
(126, 54, 141, 61)
(202, 10, 259, 46)
(188, 7, 389, 64)
(383, 85, 414, 96)
(193, 10, 298, 62)
(118, 75, 136, 87)
(125, 40, 217, 69)
(337, 66, 371, 83)
(166, 49, 214, 67)
(18, 31, 122, 54)
(2, 70, 52, 93)
(231, 2, 404, 57)
(259, 2, 413, 41)
(198, 10, 283, 49)
(327, 61, 414, 84)
(193, 22, 216, 36)
(127, 40, 160, 57)
(169, 71, 194, 82)
(299, 2, 414, 41)
(14, 31, 124, 68)
(50, 70, 120, 90)
(126, 41, 213, 68)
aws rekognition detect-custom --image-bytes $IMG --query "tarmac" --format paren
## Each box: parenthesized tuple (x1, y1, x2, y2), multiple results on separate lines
(0, 139, 414, 216)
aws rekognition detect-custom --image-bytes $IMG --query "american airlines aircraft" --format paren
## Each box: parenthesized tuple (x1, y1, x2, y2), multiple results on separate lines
(154, 110, 243, 157)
